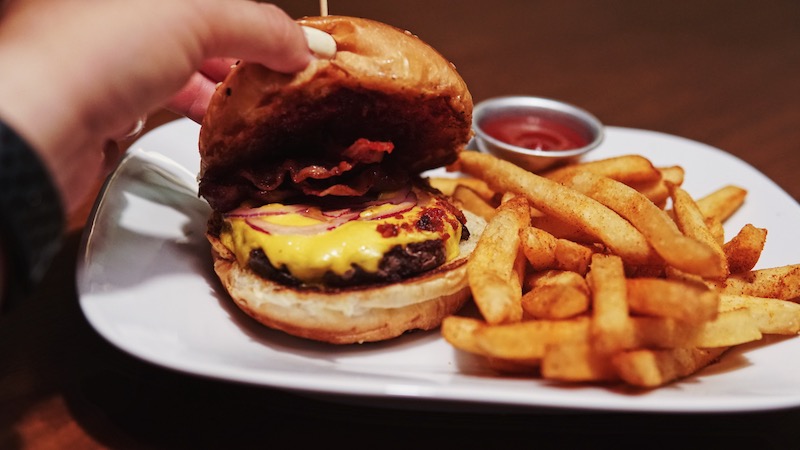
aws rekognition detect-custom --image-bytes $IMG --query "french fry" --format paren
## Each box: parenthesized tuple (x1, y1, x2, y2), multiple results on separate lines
(629, 166, 685, 208)
(652, 309, 761, 348)
(587, 254, 632, 353)
(520, 227, 594, 274)
(441, 316, 486, 355)
(542, 343, 619, 382)
(522, 270, 590, 319)
(471, 311, 759, 363)
(723, 224, 767, 274)
(474, 318, 590, 360)
(467, 195, 530, 324)
(709, 264, 800, 300)
(630, 178, 670, 208)
(626, 277, 719, 323)
(658, 165, 685, 186)
(564, 170, 726, 278)
(427, 176, 497, 201)
(457, 152, 658, 266)
(452, 184, 497, 221)
(719, 294, 800, 335)
(668, 183, 729, 279)
(443, 150, 796, 389)
(613, 347, 728, 388)
(543, 154, 662, 185)
(696, 185, 748, 223)
(519, 227, 557, 271)
(628, 311, 760, 348)
(529, 214, 599, 244)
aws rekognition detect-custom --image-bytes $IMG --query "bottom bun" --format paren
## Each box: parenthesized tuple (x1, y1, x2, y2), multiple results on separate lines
(208, 210, 486, 344)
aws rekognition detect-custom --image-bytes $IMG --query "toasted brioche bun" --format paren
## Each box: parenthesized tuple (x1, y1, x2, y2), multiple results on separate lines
(209, 210, 486, 344)
(198, 15, 473, 177)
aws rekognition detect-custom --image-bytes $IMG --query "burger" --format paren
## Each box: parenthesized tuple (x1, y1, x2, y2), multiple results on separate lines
(198, 15, 485, 344)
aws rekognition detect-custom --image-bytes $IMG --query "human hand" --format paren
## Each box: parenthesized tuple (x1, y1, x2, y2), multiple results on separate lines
(0, 0, 312, 214)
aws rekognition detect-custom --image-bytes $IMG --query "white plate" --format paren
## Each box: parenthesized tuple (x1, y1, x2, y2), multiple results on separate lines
(78, 118, 800, 413)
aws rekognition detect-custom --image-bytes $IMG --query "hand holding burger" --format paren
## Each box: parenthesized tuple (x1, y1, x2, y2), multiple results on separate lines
(199, 16, 485, 344)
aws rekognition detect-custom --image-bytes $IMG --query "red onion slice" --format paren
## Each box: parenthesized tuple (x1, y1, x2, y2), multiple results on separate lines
(232, 187, 422, 236)
(225, 204, 308, 218)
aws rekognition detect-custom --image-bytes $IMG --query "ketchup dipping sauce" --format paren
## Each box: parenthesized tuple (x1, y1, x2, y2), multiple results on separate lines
(481, 115, 589, 151)
(472, 96, 604, 172)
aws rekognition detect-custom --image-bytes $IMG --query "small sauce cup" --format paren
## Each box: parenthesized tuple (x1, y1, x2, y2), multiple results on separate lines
(472, 96, 604, 172)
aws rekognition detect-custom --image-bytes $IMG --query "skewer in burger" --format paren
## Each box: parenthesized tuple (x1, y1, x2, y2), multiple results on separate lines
(198, 16, 485, 344)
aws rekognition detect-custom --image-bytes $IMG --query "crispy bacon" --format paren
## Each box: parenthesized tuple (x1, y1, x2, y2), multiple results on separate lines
(200, 138, 399, 211)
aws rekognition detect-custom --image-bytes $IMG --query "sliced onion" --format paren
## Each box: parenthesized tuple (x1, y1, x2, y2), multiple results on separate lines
(367, 201, 416, 221)
(234, 186, 422, 236)
(246, 212, 355, 236)
(225, 204, 308, 218)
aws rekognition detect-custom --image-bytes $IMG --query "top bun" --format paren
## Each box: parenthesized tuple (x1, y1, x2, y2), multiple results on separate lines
(199, 15, 473, 177)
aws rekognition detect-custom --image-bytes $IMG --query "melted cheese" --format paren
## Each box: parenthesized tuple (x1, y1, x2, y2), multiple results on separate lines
(219, 196, 463, 284)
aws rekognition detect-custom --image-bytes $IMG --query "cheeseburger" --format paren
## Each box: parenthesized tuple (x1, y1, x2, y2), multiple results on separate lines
(198, 16, 485, 344)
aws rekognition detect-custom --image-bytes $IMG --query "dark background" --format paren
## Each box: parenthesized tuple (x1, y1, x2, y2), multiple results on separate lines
(2, 1, 799, 449)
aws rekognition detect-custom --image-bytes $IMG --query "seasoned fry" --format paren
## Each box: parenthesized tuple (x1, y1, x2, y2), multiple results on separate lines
(458, 152, 658, 266)
(522, 270, 590, 319)
(719, 294, 800, 335)
(474, 318, 590, 360)
(723, 224, 767, 274)
(564, 170, 725, 278)
(452, 184, 497, 221)
(628, 310, 759, 348)
(613, 347, 728, 388)
(665, 309, 761, 348)
(709, 264, 800, 300)
(626, 277, 719, 323)
(668, 183, 729, 279)
(630, 178, 670, 208)
(529, 214, 599, 244)
(467, 196, 530, 324)
(543, 154, 662, 185)
(427, 176, 496, 201)
(520, 227, 594, 274)
(441, 316, 486, 355)
(630, 165, 685, 208)
(542, 343, 619, 382)
(696, 185, 748, 223)
(658, 165, 685, 186)
(520, 227, 557, 270)
(443, 150, 797, 389)
(470, 311, 759, 362)
(587, 254, 632, 353)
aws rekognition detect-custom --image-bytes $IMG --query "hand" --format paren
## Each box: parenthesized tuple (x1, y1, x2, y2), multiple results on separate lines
(0, 0, 312, 214)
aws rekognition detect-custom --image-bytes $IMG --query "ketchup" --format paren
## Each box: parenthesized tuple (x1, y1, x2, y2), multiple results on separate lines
(480, 114, 589, 151)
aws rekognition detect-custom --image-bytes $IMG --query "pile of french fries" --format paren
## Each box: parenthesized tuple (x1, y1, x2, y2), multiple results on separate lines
(431, 152, 800, 388)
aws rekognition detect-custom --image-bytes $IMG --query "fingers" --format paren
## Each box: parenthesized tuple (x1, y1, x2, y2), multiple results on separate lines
(165, 58, 238, 123)
(165, 71, 216, 123)
(197, 1, 313, 73)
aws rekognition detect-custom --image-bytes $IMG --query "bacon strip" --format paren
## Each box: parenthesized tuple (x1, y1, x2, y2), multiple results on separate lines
(200, 138, 399, 211)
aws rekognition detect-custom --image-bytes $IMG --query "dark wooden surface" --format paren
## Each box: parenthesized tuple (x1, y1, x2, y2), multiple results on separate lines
(2, 1, 799, 448)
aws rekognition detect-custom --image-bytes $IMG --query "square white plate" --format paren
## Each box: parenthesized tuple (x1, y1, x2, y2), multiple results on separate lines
(78, 118, 800, 413)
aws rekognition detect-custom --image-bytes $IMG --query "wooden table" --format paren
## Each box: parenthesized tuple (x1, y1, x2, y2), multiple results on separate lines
(2, 1, 799, 447)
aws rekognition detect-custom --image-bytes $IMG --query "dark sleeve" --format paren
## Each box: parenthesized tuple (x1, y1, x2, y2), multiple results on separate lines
(0, 120, 65, 312)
